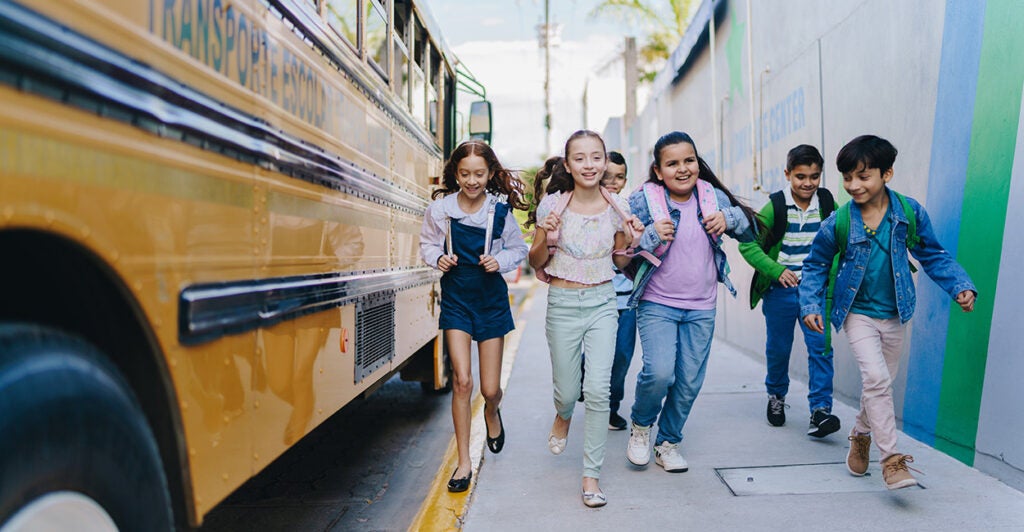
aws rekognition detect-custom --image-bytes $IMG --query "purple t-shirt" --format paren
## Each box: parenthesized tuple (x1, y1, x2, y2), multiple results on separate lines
(640, 196, 717, 310)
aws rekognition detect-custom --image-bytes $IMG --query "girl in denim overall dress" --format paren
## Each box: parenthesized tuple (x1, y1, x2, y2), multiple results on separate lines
(420, 140, 528, 493)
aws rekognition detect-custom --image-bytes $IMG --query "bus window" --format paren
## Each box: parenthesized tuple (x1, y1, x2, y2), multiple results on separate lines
(393, 0, 411, 108)
(429, 46, 442, 137)
(411, 20, 427, 125)
(393, 40, 409, 108)
(366, 0, 388, 79)
(326, 0, 360, 53)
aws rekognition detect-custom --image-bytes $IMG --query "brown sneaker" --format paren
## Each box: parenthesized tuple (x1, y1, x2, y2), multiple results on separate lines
(882, 454, 919, 490)
(846, 433, 871, 476)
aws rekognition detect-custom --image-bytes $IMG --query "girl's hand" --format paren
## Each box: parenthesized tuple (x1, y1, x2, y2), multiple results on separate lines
(703, 211, 727, 237)
(777, 269, 800, 288)
(479, 255, 499, 273)
(654, 219, 675, 242)
(620, 216, 643, 246)
(803, 314, 825, 333)
(956, 290, 976, 312)
(438, 254, 458, 272)
(541, 213, 561, 233)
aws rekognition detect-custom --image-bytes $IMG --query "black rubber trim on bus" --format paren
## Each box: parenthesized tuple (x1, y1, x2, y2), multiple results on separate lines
(0, 1, 430, 216)
(178, 268, 440, 345)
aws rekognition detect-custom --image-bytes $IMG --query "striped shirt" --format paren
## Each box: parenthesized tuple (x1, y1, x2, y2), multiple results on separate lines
(777, 187, 823, 279)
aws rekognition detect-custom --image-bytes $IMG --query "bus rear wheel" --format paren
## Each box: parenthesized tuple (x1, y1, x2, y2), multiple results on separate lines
(0, 324, 173, 531)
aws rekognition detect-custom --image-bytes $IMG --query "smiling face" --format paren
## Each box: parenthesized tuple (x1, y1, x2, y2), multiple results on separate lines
(842, 162, 892, 206)
(563, 137, 607, 189)
(455, 154, 492, 201)
(653, 141, 701, 202)
(786, 163, 822, 204)
(602, 162, 627, 193)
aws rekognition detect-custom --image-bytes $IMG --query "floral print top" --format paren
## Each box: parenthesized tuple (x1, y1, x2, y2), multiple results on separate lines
(536, 190, 629, 285)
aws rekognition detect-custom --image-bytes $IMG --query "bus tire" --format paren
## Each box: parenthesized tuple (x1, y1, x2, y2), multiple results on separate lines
(0, 324, 174, 531)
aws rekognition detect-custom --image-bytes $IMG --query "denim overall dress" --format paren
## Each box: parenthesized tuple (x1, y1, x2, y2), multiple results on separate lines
(439, 202, 515, 341)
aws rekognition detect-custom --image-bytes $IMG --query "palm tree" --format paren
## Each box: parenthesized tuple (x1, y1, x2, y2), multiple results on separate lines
(589, 0, 695, 82)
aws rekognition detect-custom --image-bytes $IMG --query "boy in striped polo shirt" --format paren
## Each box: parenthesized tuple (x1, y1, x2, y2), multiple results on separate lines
(739, 145, 840, 437)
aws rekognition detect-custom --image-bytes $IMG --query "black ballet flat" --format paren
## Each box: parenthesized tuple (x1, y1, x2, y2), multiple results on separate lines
(486, 409, 505, 454)
(447, 469, 472, 493)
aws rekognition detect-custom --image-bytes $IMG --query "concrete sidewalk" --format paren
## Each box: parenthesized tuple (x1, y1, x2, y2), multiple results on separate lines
(462, 283, 1024, 531)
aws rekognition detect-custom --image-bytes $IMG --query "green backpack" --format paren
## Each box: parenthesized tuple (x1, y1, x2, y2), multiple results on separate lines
(823, 191, 920, 351)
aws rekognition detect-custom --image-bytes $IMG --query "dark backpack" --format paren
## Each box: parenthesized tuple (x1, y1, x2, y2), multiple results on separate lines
(747, 189, 835, 308)
(763, 188, 836, 251)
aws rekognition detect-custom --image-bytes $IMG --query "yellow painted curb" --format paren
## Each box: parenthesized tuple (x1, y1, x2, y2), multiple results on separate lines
(408, 280, 538, 531)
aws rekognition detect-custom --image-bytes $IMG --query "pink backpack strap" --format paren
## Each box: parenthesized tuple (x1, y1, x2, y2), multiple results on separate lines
(643, 182, 672, 259)
(544, 191, 573, 250)
(535, 191, 573, 283)
(602, 187, 660, 266)
(695, 179, 719, 219)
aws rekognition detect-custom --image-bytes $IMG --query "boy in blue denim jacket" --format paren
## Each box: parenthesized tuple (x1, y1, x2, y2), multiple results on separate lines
(799, 135, 976, 490)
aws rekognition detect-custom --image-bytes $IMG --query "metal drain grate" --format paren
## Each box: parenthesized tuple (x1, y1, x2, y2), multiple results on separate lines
(716, 463, 925, 495)
(354, 290, 396, 383)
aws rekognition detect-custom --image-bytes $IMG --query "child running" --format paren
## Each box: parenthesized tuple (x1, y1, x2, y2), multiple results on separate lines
(739, 145, 841, 436)
(800, 135, 976, 489)
(419, 140, 529, 493)
(625, 131, 759, 472)
(527, 130, 642, 508)
(601, 151, 638, 431)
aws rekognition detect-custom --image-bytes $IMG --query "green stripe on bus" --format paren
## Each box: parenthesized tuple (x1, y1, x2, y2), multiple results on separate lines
(935, 0, 1024, 464)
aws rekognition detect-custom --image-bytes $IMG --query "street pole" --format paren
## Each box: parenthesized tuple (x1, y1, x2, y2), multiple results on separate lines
(624, 36, 637, 131)
(544, 0, 551, 157)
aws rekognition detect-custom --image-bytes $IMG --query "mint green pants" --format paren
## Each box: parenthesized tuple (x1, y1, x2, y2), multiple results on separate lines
(545, 283, 618, 479)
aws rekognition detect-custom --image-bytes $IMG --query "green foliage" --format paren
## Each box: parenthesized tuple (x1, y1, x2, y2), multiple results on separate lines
(516, 164, 542, 243)
(589, 0, 695, 83)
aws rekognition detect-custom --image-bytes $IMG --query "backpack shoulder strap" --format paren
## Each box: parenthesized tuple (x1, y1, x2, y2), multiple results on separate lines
(817, 188, 836, 219)
(544, 191, 573, 249)
(834, 201, 850, 258)
(602, 186, 659, 266)
(695, 179, 719, 219)
(893, 191, 919, 249)
(642, 182, 671, 222)
(766, 190, 788, 250)
(642, 182, 671, 260)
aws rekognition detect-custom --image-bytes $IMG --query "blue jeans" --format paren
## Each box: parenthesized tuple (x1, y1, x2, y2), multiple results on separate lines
(609, 308, 637, 414)
(762, 284, 833, 413)
(630, 301, 715, 445)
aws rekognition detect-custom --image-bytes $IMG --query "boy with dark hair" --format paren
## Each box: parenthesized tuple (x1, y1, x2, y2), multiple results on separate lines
(601, 150, 636, 430)
(800, 135, 976, 489)
(740, 144, 840, 437)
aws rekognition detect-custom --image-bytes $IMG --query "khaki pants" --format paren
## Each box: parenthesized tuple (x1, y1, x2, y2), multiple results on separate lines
(843, 313, 907, 460)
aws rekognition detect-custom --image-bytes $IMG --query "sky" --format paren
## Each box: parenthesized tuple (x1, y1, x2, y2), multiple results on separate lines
(422, 0, 648, 169)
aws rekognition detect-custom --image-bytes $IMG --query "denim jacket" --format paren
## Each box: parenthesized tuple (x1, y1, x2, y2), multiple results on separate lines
(799, 188, 976, 329)
(626, 183, 757, 309)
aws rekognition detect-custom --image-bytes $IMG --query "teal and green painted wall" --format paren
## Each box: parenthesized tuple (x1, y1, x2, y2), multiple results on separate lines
(626, 0, 1024, 489)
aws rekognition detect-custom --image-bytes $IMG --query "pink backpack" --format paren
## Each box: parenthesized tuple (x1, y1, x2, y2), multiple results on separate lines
(641, 180, 720, 254)
(535, 187, 648, 283)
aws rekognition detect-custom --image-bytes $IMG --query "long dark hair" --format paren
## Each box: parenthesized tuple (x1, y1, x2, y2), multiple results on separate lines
(647, 131, 761, 231)
(525, 130, 607, 227)
(433, 140, 528, 211)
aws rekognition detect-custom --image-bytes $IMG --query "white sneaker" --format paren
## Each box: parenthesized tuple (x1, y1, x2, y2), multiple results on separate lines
(654, 441, 688, 472)
(627, 422, 652, 466)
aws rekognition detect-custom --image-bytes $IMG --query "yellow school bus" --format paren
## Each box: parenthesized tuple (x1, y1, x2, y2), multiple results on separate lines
(0, 0, 488, 529)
